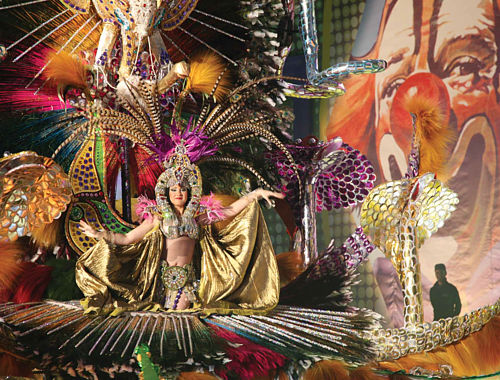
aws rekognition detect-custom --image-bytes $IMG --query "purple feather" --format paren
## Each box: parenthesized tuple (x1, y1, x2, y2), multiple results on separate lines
(145, 120, 218, 164)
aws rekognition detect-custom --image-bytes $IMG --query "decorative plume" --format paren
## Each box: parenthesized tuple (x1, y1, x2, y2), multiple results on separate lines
(211, 325, 287, 380)
(303, 360, 350, 380)
(0, 242, 25, 290)
(0, 354, 33, 379)
(136, 195, 158, 221)
(146, 120, 218, 165)
(0, 48, 68, 112)
(44, 51, 91, 101)
(379, 315, 500, 378)
(30, 218, 61, 249)
(405, 96, 454, 178)
(275, 251, 304, 287)
(185, 52, 232, 102)
(12, 262, 53, 304)
(199, 193, 225, 223)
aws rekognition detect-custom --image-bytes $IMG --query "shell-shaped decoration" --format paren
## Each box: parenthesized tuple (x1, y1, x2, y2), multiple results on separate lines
(0, 152, 72, 242)
(360, 173, 458, 255)
(406, 173, 459, 247)
(360, 178, 412, 256)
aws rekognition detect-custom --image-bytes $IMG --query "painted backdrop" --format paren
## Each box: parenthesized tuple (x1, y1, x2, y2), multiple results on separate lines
(327, 0, 500, 326)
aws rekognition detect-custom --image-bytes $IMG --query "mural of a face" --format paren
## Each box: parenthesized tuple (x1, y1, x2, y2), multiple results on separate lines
(328, 0, 500, 321)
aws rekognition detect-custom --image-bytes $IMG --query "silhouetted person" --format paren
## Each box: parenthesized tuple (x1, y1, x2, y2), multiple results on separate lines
(430, 263, 461, 320)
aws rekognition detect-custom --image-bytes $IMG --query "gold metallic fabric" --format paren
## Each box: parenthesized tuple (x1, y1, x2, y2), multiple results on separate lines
(75, 228, 164, 312)
(198, 201, 280, 315)
(76, 201, 280, 314)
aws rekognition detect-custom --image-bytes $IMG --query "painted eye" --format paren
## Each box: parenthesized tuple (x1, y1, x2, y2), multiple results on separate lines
(445, 56, 483, 78)
(382, 77, 406, 100)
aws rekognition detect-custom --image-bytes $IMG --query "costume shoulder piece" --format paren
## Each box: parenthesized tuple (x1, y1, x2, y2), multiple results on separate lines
(197, 193, 225, 224)
(135, 195, 159, 221)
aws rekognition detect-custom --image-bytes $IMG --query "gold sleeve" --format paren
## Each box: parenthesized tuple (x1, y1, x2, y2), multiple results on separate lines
(75, 228, 164, 313)
(198, 201, 280, 315)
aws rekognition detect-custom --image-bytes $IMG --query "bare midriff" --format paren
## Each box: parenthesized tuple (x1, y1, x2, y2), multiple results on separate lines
(163, 235, 196, 266)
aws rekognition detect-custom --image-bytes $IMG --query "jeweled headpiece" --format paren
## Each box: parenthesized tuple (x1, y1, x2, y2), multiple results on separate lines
(155, 142, 203, 225)
(152, 123, 214, 239)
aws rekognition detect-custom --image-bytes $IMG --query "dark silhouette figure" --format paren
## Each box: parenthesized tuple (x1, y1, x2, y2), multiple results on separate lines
(430, 263, 461, 320)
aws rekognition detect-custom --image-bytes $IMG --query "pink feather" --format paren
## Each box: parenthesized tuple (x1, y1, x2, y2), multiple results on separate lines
(145, 120, 218, 165)
(136, 196, 157, 221)
(0, 47, 70, 112)
(199, 193, 225, 223)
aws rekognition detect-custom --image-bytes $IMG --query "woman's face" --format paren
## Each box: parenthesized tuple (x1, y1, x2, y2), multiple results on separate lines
(169, 184, 189, 209)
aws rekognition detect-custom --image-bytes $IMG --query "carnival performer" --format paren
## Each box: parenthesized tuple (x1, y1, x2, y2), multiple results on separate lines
(76, 151, 284, 314)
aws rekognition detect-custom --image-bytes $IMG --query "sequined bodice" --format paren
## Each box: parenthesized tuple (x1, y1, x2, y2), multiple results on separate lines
(159, 217, 200, 240)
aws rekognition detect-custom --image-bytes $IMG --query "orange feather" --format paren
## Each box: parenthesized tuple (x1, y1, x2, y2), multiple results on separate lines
(30, 218, 61, 249)
(276, 251, 304, 287)
(303, 360, 350, 380)
(378, 315, 500, 377)
(43, 51, 90, 100)
(0, 242, 24, 291)
(404, 96, 455, 179)
(0, 353, 33, 378)
(178, 372, 218, 380)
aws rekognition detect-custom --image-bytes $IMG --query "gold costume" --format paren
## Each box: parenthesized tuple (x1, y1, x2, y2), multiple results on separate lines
(76, 201, 280, 315)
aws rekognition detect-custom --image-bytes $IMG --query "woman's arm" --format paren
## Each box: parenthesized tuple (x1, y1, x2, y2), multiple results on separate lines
(198, 189, 284, 225)
(79, 216, 159, 245)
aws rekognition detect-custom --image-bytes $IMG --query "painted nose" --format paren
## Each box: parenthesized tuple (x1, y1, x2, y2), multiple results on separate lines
(390, 72, 451, 150)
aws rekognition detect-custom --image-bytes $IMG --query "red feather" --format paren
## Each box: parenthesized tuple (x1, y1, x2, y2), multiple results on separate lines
(211, 325, 286, 380)
(12, 262, 53, 304)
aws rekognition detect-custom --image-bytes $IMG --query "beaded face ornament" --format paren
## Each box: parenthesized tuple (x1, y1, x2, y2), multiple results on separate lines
(154, 142, 202, 239)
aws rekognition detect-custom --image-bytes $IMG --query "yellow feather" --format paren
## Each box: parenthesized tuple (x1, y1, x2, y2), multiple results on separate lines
(185, 52, 232, 102)
(30, 219, 61, 249)
(43, 51, 90, 100)
(404, 97, 455, 180)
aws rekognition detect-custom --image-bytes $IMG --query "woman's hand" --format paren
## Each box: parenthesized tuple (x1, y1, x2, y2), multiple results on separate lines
(78, 221, 104, 240)
(252, 188, 285, 208)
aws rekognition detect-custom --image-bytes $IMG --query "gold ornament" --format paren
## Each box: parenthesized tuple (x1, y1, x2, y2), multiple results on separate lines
(361, 173, 458, 326)
(0, 152, 71, 242)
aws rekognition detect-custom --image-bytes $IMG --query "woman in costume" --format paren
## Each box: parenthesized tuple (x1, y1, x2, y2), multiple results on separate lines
(76, 144, 284, 314)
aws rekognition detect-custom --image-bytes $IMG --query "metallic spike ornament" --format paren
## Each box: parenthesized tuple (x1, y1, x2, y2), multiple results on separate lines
(275, 0, 387, 99)
(0, 301, 379, 374)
